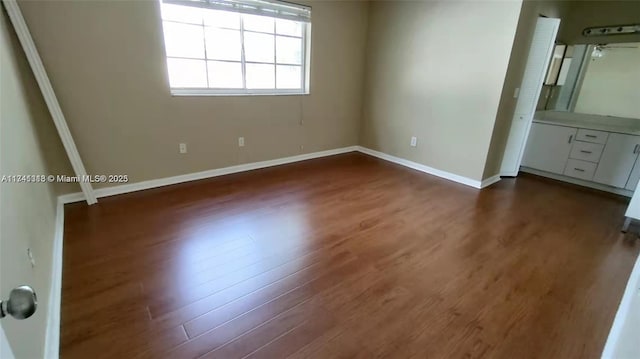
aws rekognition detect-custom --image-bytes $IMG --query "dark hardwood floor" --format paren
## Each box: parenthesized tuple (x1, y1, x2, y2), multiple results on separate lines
(61, 152, 639, 359)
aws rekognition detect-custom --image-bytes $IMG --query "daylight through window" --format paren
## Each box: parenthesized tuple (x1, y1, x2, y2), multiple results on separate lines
(160, 0, 311, 95)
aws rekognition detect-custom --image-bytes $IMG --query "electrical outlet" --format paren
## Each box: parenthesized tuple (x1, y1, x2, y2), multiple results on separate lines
(238, 137, 245, 147)
(27, 248, 35, 268)
(410, 136, 418, 147)
(513, 87, 520, 99)
(179, 143, 187, 154)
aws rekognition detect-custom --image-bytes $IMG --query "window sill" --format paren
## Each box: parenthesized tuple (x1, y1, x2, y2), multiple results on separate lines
(170, 89, 310, 97)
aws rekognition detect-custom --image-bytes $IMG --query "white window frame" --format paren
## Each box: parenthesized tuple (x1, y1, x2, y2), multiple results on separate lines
(160, 0, 311, 96)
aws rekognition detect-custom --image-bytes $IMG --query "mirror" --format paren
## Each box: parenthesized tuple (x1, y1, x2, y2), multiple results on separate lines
(538, 42, 640, 120)
(544, 44, 567, 85)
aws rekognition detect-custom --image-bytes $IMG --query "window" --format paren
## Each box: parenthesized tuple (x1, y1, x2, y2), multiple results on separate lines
(159, 0, 311, 95)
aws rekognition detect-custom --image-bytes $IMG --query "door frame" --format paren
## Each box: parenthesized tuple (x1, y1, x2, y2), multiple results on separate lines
(500, 17, 561, 177)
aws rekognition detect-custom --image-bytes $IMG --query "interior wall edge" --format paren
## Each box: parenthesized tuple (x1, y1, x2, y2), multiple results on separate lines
(482, 0, 574, 180)
(2, 0, 96, 204)
(43, 199, 64, 359)
(356, 146, 491, 189)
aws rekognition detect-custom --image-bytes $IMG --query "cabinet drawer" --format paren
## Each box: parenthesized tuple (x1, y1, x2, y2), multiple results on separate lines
(576, 129, 608, 144)
(569, 141, 604, 163)
(564, 159, 597, 180)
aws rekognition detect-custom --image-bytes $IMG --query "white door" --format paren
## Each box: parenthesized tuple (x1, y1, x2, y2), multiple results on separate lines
(521, 123, 576, 174)
(593, 133, 640, 188)
(2, 4, 58, 358)
(500, 17, 561, 176)
(0, 325, 15, 359)
(625, 156, 640, 190)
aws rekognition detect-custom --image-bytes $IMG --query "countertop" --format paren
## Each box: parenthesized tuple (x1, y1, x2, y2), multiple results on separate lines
(533, 111, 640, 136)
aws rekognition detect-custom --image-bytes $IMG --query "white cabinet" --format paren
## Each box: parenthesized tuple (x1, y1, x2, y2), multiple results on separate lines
(625, 157, 640, 190)
(564, 159, 597, 180)
(522, 123, 576, 174)
(593, 133, 640, 188)
(521, 121, 640, 194)
(576, 129, 609, 144)
(569, 141, 604, 163)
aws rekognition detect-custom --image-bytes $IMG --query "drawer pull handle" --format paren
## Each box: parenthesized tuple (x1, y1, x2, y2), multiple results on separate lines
(568, 135, 573, 144)
(574, 168, 585, 172)
(580, 150, 593, 154)
(585, 134, 597, 138)
(634, 144, 640, 154)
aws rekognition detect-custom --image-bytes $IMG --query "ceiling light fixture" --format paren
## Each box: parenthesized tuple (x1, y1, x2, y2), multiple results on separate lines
(583, 24, 640, 37)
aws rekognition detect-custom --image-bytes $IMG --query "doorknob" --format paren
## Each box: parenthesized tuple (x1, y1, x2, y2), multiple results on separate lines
(0, 286, 37, 320)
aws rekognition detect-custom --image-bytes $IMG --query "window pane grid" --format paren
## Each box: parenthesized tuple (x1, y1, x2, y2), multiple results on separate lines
(163, 19, 304, 40)
(162, 3, 307, 94)
(164, 56, 303, 68)
(239, 14, 248, 89)
(201, 17, 210, 88)
(242, 29, 302, 39)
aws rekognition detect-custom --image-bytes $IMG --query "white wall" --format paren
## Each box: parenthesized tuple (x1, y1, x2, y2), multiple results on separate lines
(574, 44, 640, 119)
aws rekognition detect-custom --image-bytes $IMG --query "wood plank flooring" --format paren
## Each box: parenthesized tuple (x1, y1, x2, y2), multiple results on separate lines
(61, 152, 640, 359)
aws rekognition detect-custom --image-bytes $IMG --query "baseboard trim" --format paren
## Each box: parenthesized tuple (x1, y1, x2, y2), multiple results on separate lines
(601, 249, 640, 358)
(480, 175, 502, 189)
(58, 192, 85, 204)
(44, 199, 64, 359)
(58, 145, 507, 204)
(355, 146, 492, 189)
(520, 167, 633, 197)
(59, 146, 359, 203)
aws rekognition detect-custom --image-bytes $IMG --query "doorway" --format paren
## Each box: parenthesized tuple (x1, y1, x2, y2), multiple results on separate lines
(500, 17, 561, 176)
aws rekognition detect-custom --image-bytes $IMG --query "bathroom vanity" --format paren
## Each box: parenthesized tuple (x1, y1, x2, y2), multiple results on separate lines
(520, 111, 640, 196)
